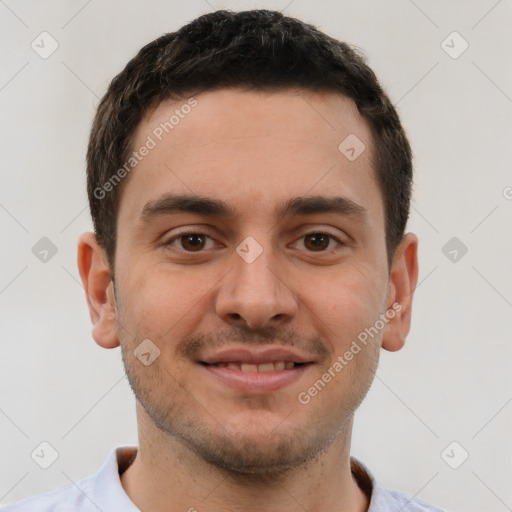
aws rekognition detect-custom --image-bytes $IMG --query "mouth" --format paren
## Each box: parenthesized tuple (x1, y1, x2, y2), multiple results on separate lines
(197, 348, 315, 393)
(200, 361, 307, 372)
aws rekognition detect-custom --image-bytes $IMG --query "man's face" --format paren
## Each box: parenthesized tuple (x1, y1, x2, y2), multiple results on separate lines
(113, 88, 391, 475)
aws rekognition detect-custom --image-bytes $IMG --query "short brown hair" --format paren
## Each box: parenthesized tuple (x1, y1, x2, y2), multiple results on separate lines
(87, 9, 412, 270)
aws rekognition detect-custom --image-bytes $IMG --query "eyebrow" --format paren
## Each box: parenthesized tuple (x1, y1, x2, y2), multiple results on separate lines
(139, 194, 367, 223)
(277, 195, 367, 219)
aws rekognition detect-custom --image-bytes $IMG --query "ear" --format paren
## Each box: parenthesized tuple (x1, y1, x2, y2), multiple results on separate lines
(381, 233, 419, 352)
(77, 232, 120, 349)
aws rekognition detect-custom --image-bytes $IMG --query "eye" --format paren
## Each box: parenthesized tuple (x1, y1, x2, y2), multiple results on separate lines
(295, 232, 344, 252)
(165, 233, 216, 252)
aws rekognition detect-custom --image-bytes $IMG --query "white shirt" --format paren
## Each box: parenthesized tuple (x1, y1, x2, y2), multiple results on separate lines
(0, 447, 444, 511)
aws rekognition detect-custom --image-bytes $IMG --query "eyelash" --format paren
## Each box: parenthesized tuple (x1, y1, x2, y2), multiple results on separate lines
(163, 230, 346, 253)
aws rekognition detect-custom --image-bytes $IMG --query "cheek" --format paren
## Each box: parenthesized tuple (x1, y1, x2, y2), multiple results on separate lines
(116, 262, 220, 341)
(300, 263, 387, 347)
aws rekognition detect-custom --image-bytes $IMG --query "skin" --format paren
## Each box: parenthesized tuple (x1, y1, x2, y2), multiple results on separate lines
(78, 88, 418, 512)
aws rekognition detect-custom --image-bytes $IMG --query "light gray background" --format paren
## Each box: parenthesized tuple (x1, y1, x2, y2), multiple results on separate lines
(1, 1, 511, 511)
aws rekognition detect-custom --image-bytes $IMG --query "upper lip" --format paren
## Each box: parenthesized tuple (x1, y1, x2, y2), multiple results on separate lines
(199, 347, 314, 365)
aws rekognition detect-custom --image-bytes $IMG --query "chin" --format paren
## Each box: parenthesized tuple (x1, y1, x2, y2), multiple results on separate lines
(186, 432, 328, 479)
(167, 413, 339, 480)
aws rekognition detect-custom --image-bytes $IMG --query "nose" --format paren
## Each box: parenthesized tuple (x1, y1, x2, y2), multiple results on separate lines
(215, 244, 298, 330)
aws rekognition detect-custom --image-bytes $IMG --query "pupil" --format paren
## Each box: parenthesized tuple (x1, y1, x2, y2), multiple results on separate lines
(306, 234, 328, 251)
(183, 234, 204, 251)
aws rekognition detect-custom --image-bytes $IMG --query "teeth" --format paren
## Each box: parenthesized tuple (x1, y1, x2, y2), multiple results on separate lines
(240, 363, 258, 373)
(212, 361, 298, 372)
(257, 363, 275, 373)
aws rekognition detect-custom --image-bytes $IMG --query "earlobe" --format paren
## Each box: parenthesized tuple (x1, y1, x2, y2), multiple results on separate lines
(77, 233, 120, 349)
(381, 233, 419, 353)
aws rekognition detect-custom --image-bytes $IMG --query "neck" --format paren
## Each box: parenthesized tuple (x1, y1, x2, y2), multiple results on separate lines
(121, 403, 369, 512)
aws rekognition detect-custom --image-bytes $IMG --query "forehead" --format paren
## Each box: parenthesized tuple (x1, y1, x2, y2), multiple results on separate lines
(119, 88, 381, 225)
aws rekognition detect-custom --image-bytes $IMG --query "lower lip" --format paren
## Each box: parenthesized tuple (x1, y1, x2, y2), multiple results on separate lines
(199, 364, 312, 393)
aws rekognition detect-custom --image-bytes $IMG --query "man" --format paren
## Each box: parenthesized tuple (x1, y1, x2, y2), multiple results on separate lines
(2, 9, 443, 512)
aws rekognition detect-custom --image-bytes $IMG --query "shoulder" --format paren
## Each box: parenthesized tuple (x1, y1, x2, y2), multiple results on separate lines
(0, 447, 138, 512)
(350, 457, 444, 512)
(0, 475, 96, 512)
(372, 485, 445, 511)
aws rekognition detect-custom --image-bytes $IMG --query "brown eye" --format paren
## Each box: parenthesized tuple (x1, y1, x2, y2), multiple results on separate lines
(180, 234, 206, 251)
(303, 233, 331, 251)
(165, 231, 218, 253)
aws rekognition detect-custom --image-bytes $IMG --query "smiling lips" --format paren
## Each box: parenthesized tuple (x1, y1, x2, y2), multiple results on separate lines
(203, 361, 300, 372)
(200, 347, 313, 368)
(199, 347, 314, 391)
